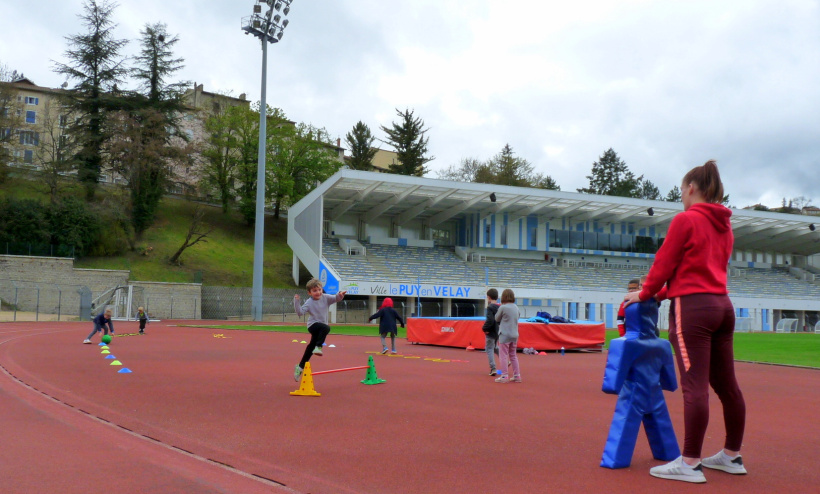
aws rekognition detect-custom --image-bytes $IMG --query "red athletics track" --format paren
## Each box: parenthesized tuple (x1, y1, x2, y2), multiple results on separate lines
(1, 320, 818, 494)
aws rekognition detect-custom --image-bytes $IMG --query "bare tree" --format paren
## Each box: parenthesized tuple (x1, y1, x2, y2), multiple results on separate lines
(168, 205, 213, 265)
(33, 99, 77, 202)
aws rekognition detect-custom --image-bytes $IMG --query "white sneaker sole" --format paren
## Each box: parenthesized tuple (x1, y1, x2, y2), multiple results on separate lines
(702, 464, 747, 475)
(649, 471, 706, 483)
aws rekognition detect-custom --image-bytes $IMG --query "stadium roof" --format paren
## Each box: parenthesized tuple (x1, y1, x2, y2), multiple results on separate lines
(317, 170, 820, 256)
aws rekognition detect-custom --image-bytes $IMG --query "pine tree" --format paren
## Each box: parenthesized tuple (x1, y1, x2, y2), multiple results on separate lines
(53, 0, 128, 199)
(577, 148, 640, 197)
(345, 121, 377, 171)
(380, 108, 433, 176)
(117, 22, 190, 236)
(665, 185, 682, 202)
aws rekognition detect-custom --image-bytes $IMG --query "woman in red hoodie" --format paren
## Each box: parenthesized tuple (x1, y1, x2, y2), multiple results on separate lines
(624, 160, 746, 484)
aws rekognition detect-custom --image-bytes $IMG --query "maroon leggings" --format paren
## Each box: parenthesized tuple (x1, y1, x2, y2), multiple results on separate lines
(668, 294, 746, 458)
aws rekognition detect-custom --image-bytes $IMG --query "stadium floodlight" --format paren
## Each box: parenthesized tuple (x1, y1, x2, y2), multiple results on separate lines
(489, 192, 496, 203)
(647, 207, 654, 216)
(241, 0, 295, 321)
(810, 224, 816, 232)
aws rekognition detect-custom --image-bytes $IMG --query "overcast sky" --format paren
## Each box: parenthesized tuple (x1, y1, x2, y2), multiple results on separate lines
(2, 0, 818, 209)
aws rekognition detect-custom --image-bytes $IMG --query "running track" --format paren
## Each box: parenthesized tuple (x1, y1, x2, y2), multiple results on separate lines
(1, 321, 817, 493)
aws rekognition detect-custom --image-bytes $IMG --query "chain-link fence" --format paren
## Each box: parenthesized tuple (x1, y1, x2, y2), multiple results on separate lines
(0, 279, 87, 321)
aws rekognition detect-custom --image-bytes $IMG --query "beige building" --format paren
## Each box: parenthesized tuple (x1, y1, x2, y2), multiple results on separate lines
(0, 77, 72, 174)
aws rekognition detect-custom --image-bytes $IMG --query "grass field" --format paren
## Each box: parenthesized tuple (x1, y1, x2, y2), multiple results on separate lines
(187, 324, 820, 369)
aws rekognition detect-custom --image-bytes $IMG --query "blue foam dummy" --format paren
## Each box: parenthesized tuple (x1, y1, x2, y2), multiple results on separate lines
(600, 299, 680, 468)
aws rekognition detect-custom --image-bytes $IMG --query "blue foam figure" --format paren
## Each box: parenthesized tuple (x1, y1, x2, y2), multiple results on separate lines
(600, 299, 680, 468)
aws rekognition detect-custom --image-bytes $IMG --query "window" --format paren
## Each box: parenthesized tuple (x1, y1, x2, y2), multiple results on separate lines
(569, 231, 584, 249)
(59, 115, 68, 127)
(24, 150, 33, 164)
(530, 228, 537, 247)
(501, 223, 507, 246)
(19, 130, 39, 145)
(25, 97, 39, 105)
(484, 223, 491, 244)
(584, 232, 598, 250)
(26, 110, 36, 124)
(597, 233, 610, 251)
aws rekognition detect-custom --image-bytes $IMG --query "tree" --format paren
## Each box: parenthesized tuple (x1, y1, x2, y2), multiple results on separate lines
(108, 109, 186, 236)
(233, 105, 264, 224)
(637, 177, 662, 200)
(32, 99, 77, 203)
(380, 108, 433, 176)
(53, 0, 128, 199)
(111, 22, 191, 236)
(345, 121, 377, 171)
(577, 148, 641, 197)
(131, 23, 188, 110)
(200, 106, 241, 213)
(665, 185, 682, 202)
(436, 145, 560, 190)
(437, 157, 492, 183)
(169, 205, 212, 265)
(0, 62, 25, 181)
(266, 121, 342, 219)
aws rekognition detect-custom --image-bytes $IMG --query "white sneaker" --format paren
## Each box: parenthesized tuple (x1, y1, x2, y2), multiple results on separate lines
(702, 451, 747, 475)
(294, 365, 303, 382)
(312, 347, 323, 356)
(83, 339, 92, 344)
(650, 456, 707, 483)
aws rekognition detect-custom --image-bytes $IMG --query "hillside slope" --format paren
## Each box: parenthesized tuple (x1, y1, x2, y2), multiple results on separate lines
(73, 197, 301, 288)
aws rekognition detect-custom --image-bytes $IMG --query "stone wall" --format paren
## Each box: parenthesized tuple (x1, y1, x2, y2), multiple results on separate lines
(0, 255, 200, 320)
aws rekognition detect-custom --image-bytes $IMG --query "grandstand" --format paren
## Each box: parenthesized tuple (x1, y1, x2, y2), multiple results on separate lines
(289, 170, 820, 332)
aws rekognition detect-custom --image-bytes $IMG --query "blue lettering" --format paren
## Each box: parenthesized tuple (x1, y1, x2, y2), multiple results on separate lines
(433, 286, 443, 296)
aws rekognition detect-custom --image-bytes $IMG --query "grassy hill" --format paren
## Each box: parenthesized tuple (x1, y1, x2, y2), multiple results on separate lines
(1, 176, 302, 288)
(75, 197, 301, 288)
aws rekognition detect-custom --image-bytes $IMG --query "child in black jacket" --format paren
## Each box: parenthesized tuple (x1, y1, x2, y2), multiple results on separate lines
(369, 298, 404, 354)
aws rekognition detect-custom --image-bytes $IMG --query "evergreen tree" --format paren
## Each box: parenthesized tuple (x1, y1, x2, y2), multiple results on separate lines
(116, 22, 190, 236)
(345, 121, 377, 171)
(665, 185, 682, 202)
(577, 148, 641, 197)
(53, 0, 128, 199)
(637, 177, 662, 200)
(380, 108, 433, 176)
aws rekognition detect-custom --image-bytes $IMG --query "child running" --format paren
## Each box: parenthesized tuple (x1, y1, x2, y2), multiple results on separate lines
(368, 297, 404, 354)
(494, 289, 521, 383)
(83, 308, 114, 344)
(293, 278, 346, 381)
(135, 306, 149, 335)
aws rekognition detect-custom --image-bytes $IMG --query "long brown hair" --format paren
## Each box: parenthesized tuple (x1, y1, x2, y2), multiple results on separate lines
(682, 160, 724, 203)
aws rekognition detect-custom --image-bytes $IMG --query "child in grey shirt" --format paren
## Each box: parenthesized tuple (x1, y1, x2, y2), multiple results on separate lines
(495, 288, 521, 383)
(293, 278, 346, 381)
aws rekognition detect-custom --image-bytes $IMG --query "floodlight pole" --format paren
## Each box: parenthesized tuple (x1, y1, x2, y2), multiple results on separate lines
(252, 39, 269, 322)
(243, 0, 294, 321)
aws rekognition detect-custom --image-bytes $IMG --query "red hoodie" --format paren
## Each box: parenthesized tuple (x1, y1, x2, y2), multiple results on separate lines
(639, 202, 733, 301)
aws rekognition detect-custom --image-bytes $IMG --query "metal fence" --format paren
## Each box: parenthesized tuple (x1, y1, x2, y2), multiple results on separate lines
(1, 281, 558, 323)
(0, 279, 86, 321)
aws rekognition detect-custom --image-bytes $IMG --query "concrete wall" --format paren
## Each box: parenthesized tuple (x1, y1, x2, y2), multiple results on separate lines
(0, 255, 200, 320)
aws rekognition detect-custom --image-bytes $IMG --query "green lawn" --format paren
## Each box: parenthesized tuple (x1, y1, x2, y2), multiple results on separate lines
(188, 325, 820, 369)
(75, 197, 301, 288)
